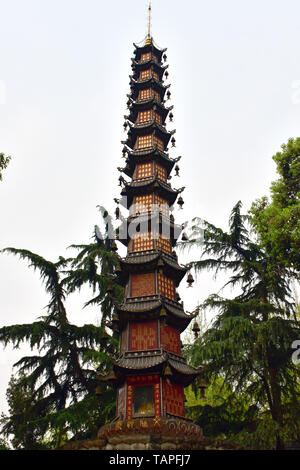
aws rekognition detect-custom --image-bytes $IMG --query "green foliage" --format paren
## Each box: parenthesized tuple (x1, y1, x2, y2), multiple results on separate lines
(182, 201, 300, 449)
(0, 373, 50, 450)
(185, 380, 258, 440)
(0, 153, 11, 181)
(250, 137, 300, 272)
(0, 208, 122, 448)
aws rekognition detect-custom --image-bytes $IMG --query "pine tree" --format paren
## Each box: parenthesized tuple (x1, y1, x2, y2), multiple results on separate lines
(182, 201, 300, 449)
(0, 210, 122, 448)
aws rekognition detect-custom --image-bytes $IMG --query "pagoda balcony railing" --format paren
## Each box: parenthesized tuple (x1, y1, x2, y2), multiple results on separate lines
(136, 76, 161, 84)
(126, 210, 175, 221)
(129, 176, 170, 187)
(122, 294, 184, 309)
(133, 177, 172, 192)
(121, 349, 163, 358)
(129, 207, 169, 218)
(120, 349, 187, 366)
(133, 120, 167, 133)
(131, 77, 165, 88)
(125, 249, 178, 263)
(136, 97, 162, 106)
(127, 145, 169, 158)
(134, 119, 165, 129)
(132, 175, 167, 184)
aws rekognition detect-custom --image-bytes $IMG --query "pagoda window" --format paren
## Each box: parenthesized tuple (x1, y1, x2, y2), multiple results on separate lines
(152, 71, 159, 81)
(140, 69, 151, 80)
(138, 110, 152, 123)
(153, 135, 164, 151)
(139, 88, 151, 101)
(161, 323, 181, 355)
(141, 52, 151, 63)
(129, 321, 158, 351)
(152, 90, 160, 102)
(155, 163, 167, 182)
(136, 134, 152, 149)
(158, 273, 175, 300)
(162, 381, 184, 417)
(152, 54, 158, 63)
(153, 111, 162, 125)
(131, 273, 156, 297)
(131, 194, 153, 215)
(132, 231, 154, 252)
(135, 162, 153, 179)
(133, 385, 155, 416)
(154, 194, 169, 216)
(156, 233, 172, 254)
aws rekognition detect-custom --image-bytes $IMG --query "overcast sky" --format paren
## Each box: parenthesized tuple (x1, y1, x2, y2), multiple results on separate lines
(0, 0, 299, 416)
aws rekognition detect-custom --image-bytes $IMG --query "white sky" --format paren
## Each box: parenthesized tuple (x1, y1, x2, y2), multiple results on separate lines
(0, 0, 300, 416)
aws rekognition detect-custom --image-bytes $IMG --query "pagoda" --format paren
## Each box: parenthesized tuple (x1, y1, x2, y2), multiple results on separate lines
(96, 6, 205, 451)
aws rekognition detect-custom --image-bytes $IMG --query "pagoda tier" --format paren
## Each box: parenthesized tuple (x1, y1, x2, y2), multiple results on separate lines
(114, 295, 198, 332)
(114, 351, 202, 387)
(119, 176, 180, 208)
(116, 212, 182, 248)
(98, 350, 201, 421)
(122, 147, 178, 179)
(132, 42, 167, 63)
(116, 250, 188, 287)
(128, 78, 170, 102)
(126, 98, 173, 126)
(123, 121, 175, 152)
(98, 31, 203, 428)
(131, 60, 168, 82)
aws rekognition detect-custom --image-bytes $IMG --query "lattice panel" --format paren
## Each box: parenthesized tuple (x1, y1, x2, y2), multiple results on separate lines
(120, 324, 128, 353)
(153, 135, 164, 151)
(161, 324, 181, 355)
(135, 162, 153, 179)
(139, 88, 151, 100)
(138, 110, 152, 123)
(132, 231, 154, 252)
(131, 273, 156, 297)
(155, 164, 167, 182)
(137, 134, 152, 149)
(129, 321, 158, 351)
(140, 69, 150, 80)
(154, 194, 169, 216)
(153, 111, 162, 125)
(156, 233, 171, 254)
(158, 273, 175, 300)
(152, 71, 159, 81)
(153, 90, 160, 102)
(132, 194, 153, 214)
(141, 52, 151, 62)
(162, 380, 184, 417)
(117, 384, 126, 418)
(127, 374, 161, 419)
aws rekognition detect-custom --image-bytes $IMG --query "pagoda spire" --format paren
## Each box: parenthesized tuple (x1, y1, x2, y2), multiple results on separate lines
(145, 2, 152, 45)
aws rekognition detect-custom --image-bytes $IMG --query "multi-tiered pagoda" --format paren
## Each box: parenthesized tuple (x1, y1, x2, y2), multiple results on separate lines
(97, 15, 205, 451)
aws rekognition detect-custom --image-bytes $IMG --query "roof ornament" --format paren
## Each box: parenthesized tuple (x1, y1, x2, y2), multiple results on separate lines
(145, 1, 152, 45)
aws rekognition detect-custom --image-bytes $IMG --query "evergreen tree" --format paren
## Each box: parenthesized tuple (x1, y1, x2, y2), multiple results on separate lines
(251, 137, 300, 273)
(0, 153, 11, 181)
(182, 201, 300, 449)
(0, 210, 122, 448)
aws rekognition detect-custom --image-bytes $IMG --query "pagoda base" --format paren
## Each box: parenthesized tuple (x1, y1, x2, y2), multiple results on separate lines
(98, 416, 203, 450)
(57, 417, 243, 450)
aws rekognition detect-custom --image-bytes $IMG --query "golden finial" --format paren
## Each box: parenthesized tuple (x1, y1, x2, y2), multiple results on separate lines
(145, 1, 152, 45)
